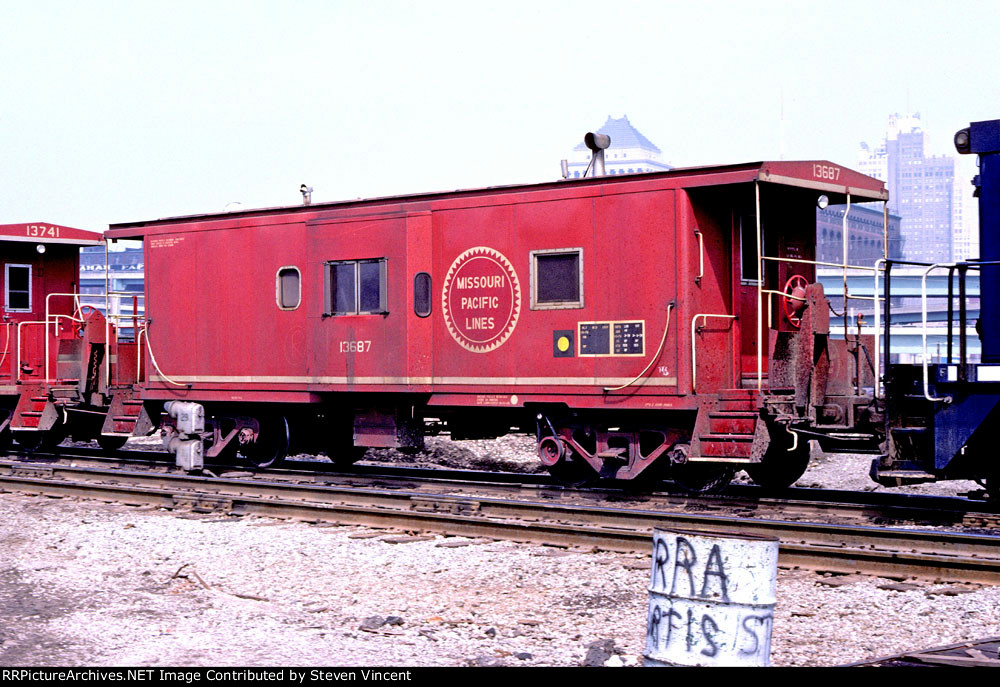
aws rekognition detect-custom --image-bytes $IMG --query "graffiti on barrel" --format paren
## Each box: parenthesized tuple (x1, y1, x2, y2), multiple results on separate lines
(645, 529, 779, 667)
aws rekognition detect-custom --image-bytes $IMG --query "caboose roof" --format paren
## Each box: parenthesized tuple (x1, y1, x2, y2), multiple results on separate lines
(106, 159, 888, 239)
(0, 222, 104, 246)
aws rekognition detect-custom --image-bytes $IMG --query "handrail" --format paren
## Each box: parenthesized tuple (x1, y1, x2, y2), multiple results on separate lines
(842, 192, 852, 338)
(79, 291, 147, 388)
(873, 258, 886, 399)
(691, 313, 737, 393)
(39, 291, 148, 387)
(138, 324, 188, 388)
(604, 302, 674, 392)
(0, 322, 11, 379)
(753, 192, 891, 396)
(44, 293, 92, 384)
(763, 254, 881, 273)
(15, 321, 47, 383)
(694, 230, 704, 284)
(15, 314, 88, 384)
(755, 181, 763, 391)
(922, 263, 954, 404)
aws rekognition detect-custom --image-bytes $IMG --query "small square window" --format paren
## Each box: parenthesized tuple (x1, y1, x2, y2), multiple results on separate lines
(530, 248, 583, 310)
(4, 264, 31, 312)
(325, 259, 387, 316)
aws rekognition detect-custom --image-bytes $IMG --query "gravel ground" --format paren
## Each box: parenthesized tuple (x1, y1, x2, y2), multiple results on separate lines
(1, 437, 998, 667)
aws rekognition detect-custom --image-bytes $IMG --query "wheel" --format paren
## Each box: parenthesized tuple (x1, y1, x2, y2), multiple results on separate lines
(41, 421, 68, 450)
(13, 430, 43, 452)
(0, 425, 12, 454)
(325, 445, 367, 467)
(745, 425, 811, 490)
(984, 474, 1000, 502)
(544, 457, 595, 486)
(538, 436, 594, 486)
(671, 464, 736, 494)
(97, 434, 129, 452)
(13, 421, 66, 453)
(237, 415, 289, 469)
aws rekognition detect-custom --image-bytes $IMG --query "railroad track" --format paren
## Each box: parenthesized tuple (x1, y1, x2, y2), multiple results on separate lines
(2, 457, 1000, 584)
(9, 448, 1000, 530)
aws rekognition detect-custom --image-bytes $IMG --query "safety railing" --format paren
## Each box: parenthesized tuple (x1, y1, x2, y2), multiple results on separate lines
(877, 259, 998, 405)
(6, 292, 148, 386)
(0, 322, 12, 381)
(77, 246, 146, 384)
(753, 181, 888, 396)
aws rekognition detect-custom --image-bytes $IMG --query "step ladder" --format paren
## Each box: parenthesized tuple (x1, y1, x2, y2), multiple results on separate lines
(101, 389, 147, 438)
(10, 385, 57, 432)
(689, 389, 760, 463)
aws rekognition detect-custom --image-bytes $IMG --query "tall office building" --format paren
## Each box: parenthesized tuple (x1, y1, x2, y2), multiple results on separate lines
(951, 154, 980, 262)
(858, 113, 961, 264)
(565, 115, 673, 178)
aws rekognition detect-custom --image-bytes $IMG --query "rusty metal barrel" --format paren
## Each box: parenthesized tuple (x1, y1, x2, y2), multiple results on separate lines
(644, 528, 779, 667)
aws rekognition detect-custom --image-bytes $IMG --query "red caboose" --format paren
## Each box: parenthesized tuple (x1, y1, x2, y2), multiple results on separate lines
(107, 159, 887, 488)
(0, 222, 127, 451)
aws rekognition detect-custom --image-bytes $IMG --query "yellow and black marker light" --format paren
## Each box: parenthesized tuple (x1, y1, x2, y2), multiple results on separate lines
(553, 330, 574, 357)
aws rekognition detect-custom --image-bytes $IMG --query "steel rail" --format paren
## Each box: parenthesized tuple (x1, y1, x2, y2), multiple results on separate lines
(1, 461, 1000, 583)
(6, 451, 1000, 524)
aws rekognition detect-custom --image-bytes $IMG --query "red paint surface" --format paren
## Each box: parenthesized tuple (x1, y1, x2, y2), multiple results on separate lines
(106, 161, 885, 411)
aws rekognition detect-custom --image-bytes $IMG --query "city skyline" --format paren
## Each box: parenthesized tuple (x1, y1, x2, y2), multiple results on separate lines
(1, 2, 996, 234)
(569, 112, 973, 265)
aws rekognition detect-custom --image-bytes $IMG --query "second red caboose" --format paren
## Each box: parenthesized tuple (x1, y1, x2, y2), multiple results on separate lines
(0, 222, 139, 452)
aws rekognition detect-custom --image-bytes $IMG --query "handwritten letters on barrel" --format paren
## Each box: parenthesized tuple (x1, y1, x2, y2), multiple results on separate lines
(645, 529, 778, 667)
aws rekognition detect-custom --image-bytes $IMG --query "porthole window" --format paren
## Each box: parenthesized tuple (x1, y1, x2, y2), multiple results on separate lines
(414, 272, 432, 317)
(276, 266, 301, 310)
(530, 248, 583, 310)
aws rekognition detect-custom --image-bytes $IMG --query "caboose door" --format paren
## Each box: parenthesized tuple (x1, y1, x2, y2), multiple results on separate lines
(306, 214, 410, 388)
(735, 209, 766, 386)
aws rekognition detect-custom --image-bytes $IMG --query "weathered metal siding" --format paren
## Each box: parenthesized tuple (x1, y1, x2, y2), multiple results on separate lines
(126, 161, 887, 410)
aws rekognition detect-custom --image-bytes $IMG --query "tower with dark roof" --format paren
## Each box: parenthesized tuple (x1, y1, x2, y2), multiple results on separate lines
(566, 115, 673, 178)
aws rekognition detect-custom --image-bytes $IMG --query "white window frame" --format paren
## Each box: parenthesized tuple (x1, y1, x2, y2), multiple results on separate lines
(4, 263, 32, 313)
(275, 266, 302, 311)
(530, 247, 584, 310)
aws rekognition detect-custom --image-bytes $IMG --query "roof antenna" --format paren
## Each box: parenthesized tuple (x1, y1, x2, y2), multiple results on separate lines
(300, 184, 313, 205)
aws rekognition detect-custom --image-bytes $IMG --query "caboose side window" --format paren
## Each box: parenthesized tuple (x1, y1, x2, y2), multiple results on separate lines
(325, 259, 388, 316)
(739, 214, 761, 284)
(530, 248, 584, 310)
(413, 272, 432, 317)
(331, 263, 356, 313)
(359, 261, 383, 312)
(4, 264, 31, 312)
(276, 266, 301, 310)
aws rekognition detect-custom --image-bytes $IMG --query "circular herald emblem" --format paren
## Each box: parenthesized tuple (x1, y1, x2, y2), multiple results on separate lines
(442, 246, 521, 353)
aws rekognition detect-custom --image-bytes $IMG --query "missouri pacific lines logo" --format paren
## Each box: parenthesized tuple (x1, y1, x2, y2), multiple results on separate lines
(441, 247, 521, 353)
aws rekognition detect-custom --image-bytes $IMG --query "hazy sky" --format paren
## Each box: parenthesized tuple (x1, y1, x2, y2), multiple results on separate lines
(1, 1, 997, 232)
